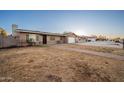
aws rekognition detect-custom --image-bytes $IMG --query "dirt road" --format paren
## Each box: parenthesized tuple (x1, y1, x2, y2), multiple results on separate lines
(55, 46, 124, 61)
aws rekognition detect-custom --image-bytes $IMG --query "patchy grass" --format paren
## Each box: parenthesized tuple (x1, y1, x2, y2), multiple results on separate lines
(35, 45, 50, 47)
(0, 46, 124, 82)
(61, 44, 124, 56)
(113, 50, 124, 56)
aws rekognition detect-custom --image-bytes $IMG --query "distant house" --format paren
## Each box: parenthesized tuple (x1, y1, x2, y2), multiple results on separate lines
(86, 36, 97, 42)
(76, 35, 87, 43)
(75, 35, 96, 43)
(12, 24, 67, 45)
(96, 35, 107, 41)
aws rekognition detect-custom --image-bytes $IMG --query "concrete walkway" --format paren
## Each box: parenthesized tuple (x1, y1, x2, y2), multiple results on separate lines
(56, 47, 124, 61)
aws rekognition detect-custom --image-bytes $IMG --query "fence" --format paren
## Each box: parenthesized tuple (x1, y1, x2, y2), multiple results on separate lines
(0, 35, 39, 48)
(0, 35, 21, 48)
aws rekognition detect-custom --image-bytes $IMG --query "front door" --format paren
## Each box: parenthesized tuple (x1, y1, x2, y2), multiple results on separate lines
(43, 35, 47, 44)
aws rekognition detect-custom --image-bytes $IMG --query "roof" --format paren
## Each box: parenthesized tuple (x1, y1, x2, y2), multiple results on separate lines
(87, 36, 97, 38)
(63, 32, 77, 37)
(16, 29, 67, 36)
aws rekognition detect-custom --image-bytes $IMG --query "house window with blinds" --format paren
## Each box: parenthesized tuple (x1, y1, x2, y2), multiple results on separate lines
(50, 36, 55, 40)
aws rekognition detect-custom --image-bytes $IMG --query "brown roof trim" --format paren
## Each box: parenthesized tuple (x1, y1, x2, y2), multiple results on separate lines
(16, 29, 67, 36)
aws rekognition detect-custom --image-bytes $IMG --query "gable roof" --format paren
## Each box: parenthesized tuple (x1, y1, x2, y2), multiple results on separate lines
(63, 32, 77, 37)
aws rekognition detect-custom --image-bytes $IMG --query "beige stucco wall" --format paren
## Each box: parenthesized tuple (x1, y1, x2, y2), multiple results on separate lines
(47, 36, 59, 44)
(47, 36, 60, 41)
(36, 34, 43, 45)
(47, 35, 66, 44)
(38, 35, 43, 42)
(16, 32, 43, 44)
(16, 32, 27, 42)
(15, 32, 66, 45)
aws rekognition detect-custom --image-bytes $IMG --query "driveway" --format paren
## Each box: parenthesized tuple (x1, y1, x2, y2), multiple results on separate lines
(54, 45, 124, 61)
(77, 41, 123, 49)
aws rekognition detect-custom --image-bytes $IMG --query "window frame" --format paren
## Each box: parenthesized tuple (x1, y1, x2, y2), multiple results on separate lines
(36, 35, 39, 41)
(50, 36, 55, 41)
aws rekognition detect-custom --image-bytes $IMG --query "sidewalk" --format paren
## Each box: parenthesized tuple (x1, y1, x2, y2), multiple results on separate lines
(56, 47, 124, 61)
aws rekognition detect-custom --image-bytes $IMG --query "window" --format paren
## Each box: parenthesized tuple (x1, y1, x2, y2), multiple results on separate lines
(50, 36, 55, 40)
(60, 37, 63, 40)
(36, 35, 39, 41)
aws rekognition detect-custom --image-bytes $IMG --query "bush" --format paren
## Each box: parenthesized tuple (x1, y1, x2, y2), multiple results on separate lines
(27, 38, 35, 46)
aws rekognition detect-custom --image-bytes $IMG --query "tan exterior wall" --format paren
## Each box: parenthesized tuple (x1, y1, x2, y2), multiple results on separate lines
(47, 35, 66, 44)
(16, 32, 43, 45)
(16, 32, 27, 42)
(47, 36, 60, 44)
(15, 32, 66, 45)
(47, 36, 61, 41)
(36, 34, 43, 45)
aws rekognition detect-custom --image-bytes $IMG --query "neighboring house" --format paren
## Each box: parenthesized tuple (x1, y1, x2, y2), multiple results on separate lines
(96, 35, 107, 41)
(12, 24, 67, 45)
(63, 32, 77, 43)
(86, 36, 97, 42)
(76, 35, 87, 43)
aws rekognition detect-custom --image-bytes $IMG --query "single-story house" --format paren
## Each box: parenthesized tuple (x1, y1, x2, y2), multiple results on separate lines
(12, 24, 67, 45)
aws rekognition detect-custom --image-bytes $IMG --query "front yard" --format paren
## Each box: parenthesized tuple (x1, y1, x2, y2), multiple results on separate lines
(0, 45, 124, 82)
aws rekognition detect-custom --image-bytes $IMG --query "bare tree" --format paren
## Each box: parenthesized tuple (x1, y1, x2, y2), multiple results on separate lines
(0, 28, 7, 48)
(0, 27, 7, 37)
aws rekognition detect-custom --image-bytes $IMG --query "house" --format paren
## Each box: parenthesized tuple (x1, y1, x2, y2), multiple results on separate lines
(86, 35, 97, 42)
(12, 24, 67, 45)
(96, 35, 107, 41)
(76, 35, 87, 43)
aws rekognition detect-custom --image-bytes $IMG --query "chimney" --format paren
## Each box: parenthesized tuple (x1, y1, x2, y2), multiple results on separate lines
(12, 24, 18, 36)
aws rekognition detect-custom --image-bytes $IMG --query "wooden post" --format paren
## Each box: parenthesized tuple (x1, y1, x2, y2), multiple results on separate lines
(123, 39, 124, 49)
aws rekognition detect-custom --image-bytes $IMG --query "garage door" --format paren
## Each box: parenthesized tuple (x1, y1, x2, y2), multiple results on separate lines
(68, 37, 75, 43)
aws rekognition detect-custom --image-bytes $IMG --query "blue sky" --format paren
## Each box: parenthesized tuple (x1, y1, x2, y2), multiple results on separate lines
(0, 10, 124, 38)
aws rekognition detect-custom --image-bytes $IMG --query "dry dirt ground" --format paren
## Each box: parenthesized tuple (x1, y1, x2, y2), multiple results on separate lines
(0, 45, 124, 82)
